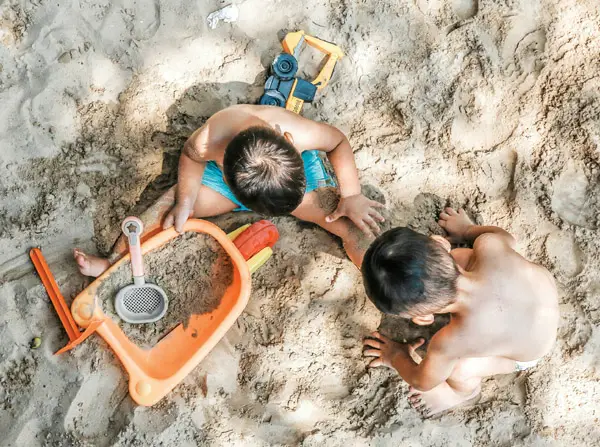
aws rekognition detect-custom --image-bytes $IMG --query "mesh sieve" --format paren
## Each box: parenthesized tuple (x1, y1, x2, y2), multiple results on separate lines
(122, 287, 163, 314)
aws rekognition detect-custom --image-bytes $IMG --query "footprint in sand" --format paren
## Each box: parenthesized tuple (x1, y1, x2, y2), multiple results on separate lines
(501, 7, 547, 80)
(63, 365, 128, 439)
(132, 402, 178, 435)
(23, 90, 79, 156)
(451, 0, 478, 21)
(545, 231, 585, 278)
(551, 161, 598, 229)
(121, 0, 161, 42)
(415, 0, 478, 30)
(450, 55, 519, 153)
(557, 301, 593, 355)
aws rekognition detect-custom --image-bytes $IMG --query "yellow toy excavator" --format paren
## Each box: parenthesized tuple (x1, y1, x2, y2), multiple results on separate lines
(259, 31, 344, 114)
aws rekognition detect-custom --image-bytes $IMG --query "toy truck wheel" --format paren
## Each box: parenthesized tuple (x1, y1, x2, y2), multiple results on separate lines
(272, 53, 298, 80)
(260, 90, 287, 107)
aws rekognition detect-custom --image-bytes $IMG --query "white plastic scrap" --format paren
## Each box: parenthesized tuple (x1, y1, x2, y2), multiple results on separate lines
(207, 4, 239, 29)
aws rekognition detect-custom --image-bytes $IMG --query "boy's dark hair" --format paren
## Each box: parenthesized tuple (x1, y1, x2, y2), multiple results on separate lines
(361, 227, 459, 316)
(223, 126, 306, 216)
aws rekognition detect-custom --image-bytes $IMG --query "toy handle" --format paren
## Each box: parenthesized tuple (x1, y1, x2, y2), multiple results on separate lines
(122, 217, 145, 283)
(233, 220, 279, 260)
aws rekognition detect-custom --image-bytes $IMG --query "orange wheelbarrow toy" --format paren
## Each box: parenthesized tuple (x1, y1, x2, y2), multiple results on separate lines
(30, 219, 279, 406)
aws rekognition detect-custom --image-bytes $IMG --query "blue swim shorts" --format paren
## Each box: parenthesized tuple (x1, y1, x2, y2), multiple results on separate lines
(201, 150, 336, 212)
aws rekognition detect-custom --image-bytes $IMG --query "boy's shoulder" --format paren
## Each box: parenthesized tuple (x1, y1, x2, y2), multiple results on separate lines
(472, 232, 511, 250)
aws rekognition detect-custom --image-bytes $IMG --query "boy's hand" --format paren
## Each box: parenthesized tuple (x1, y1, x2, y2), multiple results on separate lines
(363, 331, 425, 368)
(325, 194, 385, 237)
(163, 201, 193, 233)
(438, 207, 474, 243)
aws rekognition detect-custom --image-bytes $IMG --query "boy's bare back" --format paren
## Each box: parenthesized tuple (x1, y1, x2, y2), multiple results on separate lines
(444, 232, 559, 363)
(185, 105, 346, 163)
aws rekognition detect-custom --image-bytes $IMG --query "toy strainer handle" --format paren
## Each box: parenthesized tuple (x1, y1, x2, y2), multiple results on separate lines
(122, 217, 145, 283)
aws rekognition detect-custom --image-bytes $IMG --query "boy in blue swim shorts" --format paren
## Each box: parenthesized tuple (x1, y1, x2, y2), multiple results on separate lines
(74, 104, 384, 276)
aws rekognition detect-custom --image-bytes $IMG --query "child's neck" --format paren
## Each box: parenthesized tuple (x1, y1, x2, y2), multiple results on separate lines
(441, 275, 476, 315)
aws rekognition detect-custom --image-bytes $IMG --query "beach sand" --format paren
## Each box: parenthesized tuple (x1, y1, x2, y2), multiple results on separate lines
(1, 0, 599, 445)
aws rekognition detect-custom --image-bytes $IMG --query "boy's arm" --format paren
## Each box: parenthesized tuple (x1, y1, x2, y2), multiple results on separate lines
(266, 109, 384, 236)
(164, 108, 253, 232)
(364, 330, 459, 391)
(162, 137, 207, 232)
(390, 338, 458, 391)
(438, 207, 516, 248)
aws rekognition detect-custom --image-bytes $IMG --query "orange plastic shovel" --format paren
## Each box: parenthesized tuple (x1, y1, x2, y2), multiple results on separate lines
(29, 248, 102, 355)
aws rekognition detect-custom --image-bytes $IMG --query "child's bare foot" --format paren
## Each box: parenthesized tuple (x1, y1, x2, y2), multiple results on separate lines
(438, 207, 474, 243)
(73, 249, 110, 277)
(408, 383, 480, 418)
(363, 331, 424, 368)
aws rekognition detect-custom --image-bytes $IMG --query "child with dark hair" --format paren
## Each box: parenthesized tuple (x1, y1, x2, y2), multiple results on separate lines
(73, 104, 383, 275)
(222, 126, 306, 216)
(361, 207, 558, 417)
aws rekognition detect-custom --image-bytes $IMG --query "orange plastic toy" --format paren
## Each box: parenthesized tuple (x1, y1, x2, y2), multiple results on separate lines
(29, 248, 102, 355)
(70, 219, 278, 406)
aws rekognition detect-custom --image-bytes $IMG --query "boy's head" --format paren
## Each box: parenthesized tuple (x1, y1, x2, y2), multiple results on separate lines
(361, 227, 459, 325)
(223, 126, 305, 216)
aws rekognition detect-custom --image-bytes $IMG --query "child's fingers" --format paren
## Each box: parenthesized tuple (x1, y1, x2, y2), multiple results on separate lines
(445, 207, 458, 216)
(438, 219, 447, 228)
(370, 331, 386, 341)
(369, 210, 385, 222)
(408, 386, 420, 397)
(175, 216, 185, 233)
(368, 358, 384, 368)
(355, 220, 374, 238)
(439, 212, 450, 220)
(369, 200, 385, 208)
(163, 212, 175, 229)
(363, 338, 382, 349)
(325, 209, 343, 223)
(364, 216, 381, 235)
(363, 348, 381, 357)
(410, 337, 426, 350)
(175, 209, 191, 233)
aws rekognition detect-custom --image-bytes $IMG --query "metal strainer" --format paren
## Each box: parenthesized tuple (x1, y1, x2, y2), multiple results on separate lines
(115, 217, 168, 324)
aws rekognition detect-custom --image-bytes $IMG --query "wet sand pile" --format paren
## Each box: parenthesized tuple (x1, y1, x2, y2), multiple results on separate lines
(96, 232, 233, 348)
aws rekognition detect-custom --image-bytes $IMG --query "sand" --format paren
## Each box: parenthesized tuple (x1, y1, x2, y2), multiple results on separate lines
(96, 232, 233, 348)
(1, 0, 600, 445)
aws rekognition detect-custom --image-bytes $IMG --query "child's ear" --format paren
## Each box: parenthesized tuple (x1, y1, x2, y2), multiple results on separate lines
(431, 235, 451, 252)
(412, 315, 435, 326)
(283, 131, 294, 145)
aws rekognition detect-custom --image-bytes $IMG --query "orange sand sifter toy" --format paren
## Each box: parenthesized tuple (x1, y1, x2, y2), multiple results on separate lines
(64, 219, 278, 406)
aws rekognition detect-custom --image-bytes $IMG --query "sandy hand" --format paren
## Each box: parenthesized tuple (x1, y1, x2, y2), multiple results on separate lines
(363, 331, 425, 368)
(163, 202, 193, 233)
(325, 193, 385, 237)
(438, 207, 474, 243)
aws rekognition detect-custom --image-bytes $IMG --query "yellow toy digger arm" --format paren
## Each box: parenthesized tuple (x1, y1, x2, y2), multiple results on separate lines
(282, 31, 344, 91)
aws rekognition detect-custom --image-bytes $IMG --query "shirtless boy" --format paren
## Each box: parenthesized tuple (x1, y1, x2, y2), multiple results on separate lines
(361, 207, 558, 417)
(74, 104, 383, 274)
